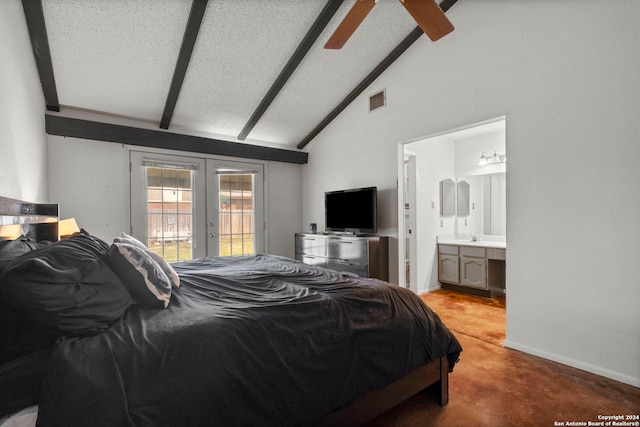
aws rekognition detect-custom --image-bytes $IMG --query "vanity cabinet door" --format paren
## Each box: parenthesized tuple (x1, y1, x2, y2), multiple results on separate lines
(438, 255, 459, 284)
(460, 256, 487, 289)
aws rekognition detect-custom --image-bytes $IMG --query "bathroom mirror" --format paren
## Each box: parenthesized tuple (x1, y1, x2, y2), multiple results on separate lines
(456, 173, 506, 236)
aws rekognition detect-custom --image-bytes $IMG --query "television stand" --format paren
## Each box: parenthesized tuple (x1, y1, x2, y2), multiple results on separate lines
(294, 233, 389, 281)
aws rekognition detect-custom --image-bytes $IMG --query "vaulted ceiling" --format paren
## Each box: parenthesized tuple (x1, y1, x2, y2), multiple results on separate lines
(23, 0, 457, 161)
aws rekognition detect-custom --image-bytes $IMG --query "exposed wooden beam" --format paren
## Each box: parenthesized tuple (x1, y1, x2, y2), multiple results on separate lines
(160, 0, 209, 129)
(237, 0, 344, 141)
(297, 0, 458, 149)
(22, 0, 59, 112)
(46, 115, 308, 165)
(438, 0, 459, 14)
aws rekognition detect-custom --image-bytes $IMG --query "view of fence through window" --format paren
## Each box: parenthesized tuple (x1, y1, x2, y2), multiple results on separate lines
(144, 166, 256, 260)
(218, 172, 255, 256)
(145, 167, 193, 262)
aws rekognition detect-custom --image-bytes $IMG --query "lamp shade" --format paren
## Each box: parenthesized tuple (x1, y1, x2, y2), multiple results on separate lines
(0, 224, 22, 240)
(59, 218, 80, 238)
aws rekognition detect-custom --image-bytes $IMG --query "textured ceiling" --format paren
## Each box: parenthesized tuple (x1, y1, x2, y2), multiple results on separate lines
(43, 0, 192, 121)
(170, 0, 332, 143)
(34, 0, 453, 151)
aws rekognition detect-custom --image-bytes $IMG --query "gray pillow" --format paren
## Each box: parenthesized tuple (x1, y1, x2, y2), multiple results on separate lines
(109, 243, 172, 309)
(114, 233, 180, 288)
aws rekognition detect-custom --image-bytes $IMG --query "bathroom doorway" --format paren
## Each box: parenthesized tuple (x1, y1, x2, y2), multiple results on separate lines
(397, 117, 507, 299)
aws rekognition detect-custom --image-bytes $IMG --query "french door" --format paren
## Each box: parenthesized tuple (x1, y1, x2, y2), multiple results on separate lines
(130, 151, 264, 261)
(206, 159, 264, 257)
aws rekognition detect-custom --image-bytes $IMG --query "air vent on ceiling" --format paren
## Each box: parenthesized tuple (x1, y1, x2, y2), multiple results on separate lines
(369, 89, 386, 112)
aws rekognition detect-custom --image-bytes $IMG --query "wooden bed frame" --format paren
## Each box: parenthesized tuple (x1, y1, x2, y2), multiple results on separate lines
(0, 195, 449, 425)
(318, 356, 449, 426)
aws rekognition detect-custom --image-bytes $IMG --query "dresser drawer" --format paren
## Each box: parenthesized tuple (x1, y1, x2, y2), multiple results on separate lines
(327, 238, 368, 263)
(295, 235, 326, 257)
(460, 246, 485, 258)
(327, 259, 368, 277)
(298, 254, 327, 268)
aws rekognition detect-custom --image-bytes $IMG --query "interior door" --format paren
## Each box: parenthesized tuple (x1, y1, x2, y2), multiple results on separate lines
(206, 159, 264, 257)
(404, 153, 418, 289)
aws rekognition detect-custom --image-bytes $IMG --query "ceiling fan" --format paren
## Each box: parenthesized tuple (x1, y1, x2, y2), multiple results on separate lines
(324, 0, 454, 49)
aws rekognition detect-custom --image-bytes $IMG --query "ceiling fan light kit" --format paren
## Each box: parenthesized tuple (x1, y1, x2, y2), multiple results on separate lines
(325, 0, 454, 50)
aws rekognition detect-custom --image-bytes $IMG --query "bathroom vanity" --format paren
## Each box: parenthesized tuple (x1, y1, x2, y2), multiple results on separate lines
(437, 235, 506, 297)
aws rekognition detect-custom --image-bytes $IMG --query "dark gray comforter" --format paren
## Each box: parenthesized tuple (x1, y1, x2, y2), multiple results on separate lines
(36, 254, 461, 426)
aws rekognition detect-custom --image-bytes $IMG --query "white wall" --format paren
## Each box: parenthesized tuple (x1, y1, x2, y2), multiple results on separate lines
(48, 135, 302, 257)
(264, 160, 303, 257)
(405, 137, 454, 293)
(302, 0, 640, 386)
(0, 0, 49, 202)
(48, 136, 129, 239)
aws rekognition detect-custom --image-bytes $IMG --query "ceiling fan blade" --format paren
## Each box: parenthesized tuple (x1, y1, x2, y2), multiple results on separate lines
(400, 0, 454, 42)
(324, 0, 377, 49)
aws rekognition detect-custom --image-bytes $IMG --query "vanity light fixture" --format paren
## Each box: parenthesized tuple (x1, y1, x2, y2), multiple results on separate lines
(478, 151, 506, 166)
(478, 152, 490, 166)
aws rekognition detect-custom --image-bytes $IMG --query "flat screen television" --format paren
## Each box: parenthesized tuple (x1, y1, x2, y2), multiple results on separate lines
(325, 186, 377, 235)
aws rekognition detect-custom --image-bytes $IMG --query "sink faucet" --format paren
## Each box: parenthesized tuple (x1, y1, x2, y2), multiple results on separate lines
(470, 234, 479, 242)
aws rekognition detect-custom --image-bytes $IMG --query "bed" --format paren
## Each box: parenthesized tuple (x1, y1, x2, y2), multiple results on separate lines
(0, 196, 462, 426)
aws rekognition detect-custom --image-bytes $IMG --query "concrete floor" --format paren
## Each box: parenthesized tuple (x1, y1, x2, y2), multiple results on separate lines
(366, 290, 640, 426)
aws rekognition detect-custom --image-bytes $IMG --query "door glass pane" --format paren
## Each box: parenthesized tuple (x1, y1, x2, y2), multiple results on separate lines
(218, 173, 255, 256)
(146, 167, 193, 261)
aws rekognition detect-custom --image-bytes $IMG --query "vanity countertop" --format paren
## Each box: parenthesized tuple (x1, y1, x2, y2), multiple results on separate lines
(437, 234, 506, 249)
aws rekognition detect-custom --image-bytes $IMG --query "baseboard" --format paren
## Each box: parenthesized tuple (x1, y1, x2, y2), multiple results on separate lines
(418, 284, 441, 295)
(503, 340, 640, 388)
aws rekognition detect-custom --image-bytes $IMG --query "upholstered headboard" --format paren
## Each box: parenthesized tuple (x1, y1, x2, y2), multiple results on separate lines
(0, 196, 59, 242)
